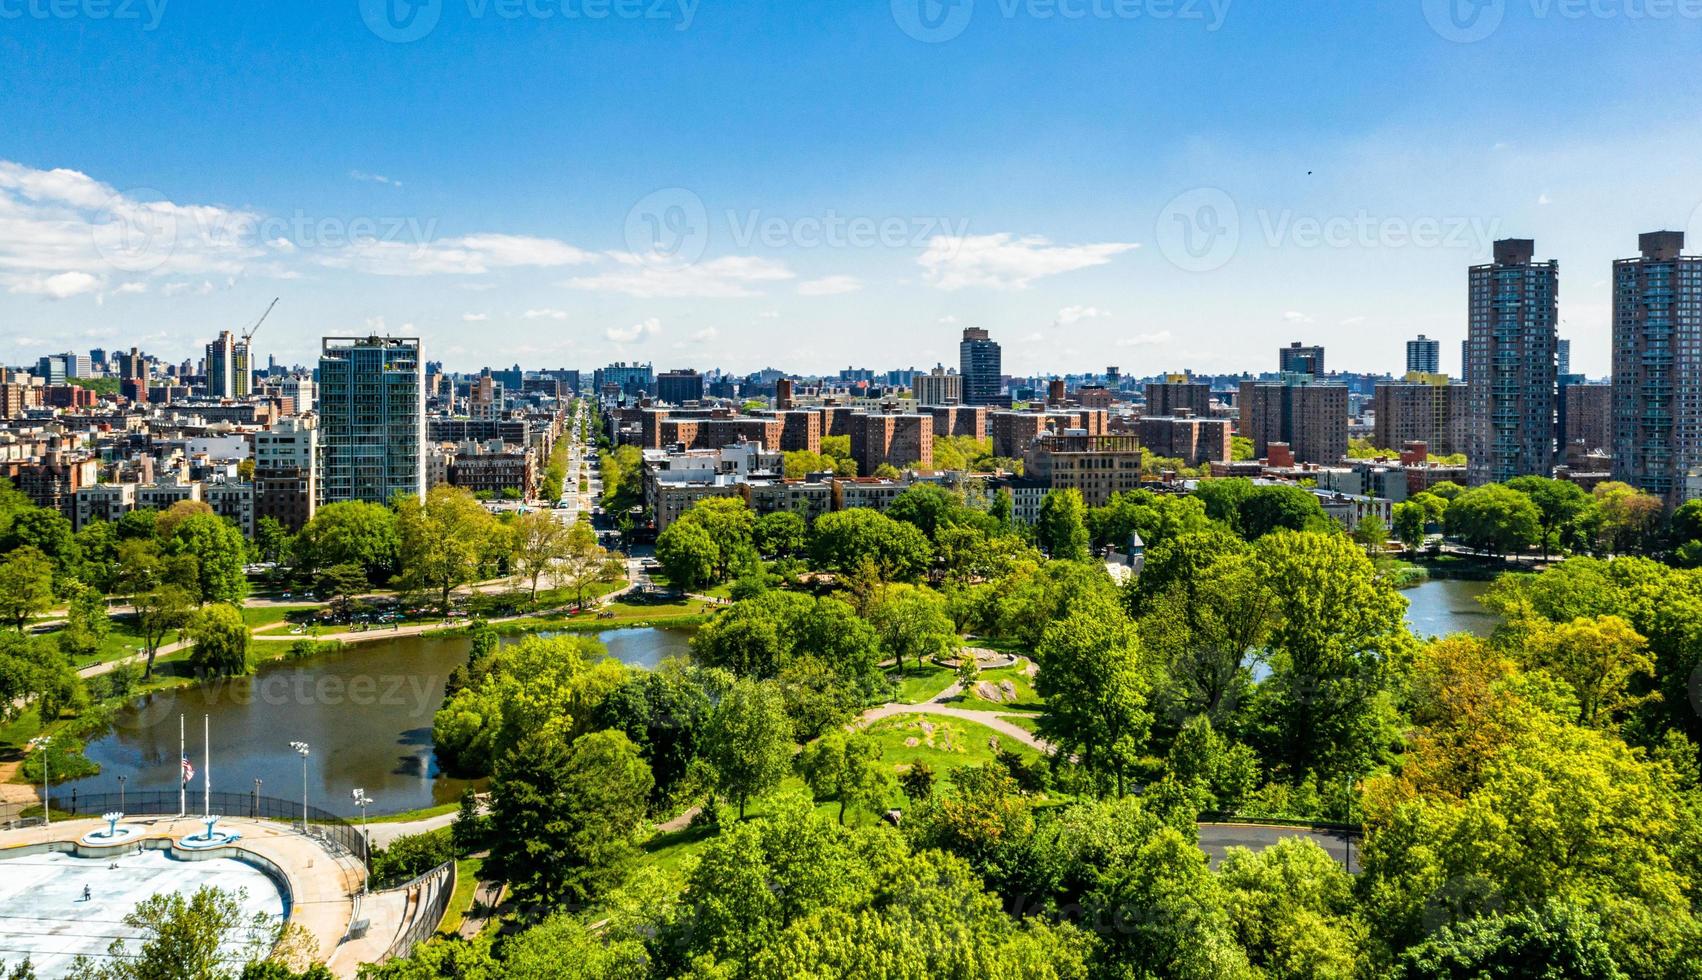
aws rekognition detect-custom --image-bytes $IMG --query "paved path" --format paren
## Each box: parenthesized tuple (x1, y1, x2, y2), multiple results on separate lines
(855, 699, 1050, 753)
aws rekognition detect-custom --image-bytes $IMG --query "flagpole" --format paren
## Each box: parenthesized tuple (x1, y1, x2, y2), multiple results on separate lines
(203, 714, 210, 819)
(178, 714, 185, 817)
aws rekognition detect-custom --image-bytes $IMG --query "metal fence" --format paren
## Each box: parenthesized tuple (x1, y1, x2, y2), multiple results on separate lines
(384, 859, 456, 961)
(53, 790, 370, 870)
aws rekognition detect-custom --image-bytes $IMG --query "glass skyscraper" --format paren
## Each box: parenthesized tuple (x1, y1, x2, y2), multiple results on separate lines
(316, 336, 425, 505)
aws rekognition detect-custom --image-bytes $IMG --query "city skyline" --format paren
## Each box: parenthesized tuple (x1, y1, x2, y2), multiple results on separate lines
(3, 5, 1702, 375)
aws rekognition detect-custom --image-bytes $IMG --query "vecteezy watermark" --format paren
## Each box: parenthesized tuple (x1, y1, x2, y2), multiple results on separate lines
(0, 0, 168, 29)
(1154, 187, 1240, 273)
(892, 0, 1231, 42)
(359, 0, 697, 43)
(115, 673, 444, 732)
(1424, 0, 1702, 43)
(1155, 187, 1502, 273)
(90, 187, 442, 274)
(624, 186, 970, 265)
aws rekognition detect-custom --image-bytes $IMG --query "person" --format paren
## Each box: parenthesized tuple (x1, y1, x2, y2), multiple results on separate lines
(82, 884, 90, 902)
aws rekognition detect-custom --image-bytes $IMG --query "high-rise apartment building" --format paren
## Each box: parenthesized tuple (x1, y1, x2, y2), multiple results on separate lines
(205, 330, 251, 399)
(254, 414, 318, 532)
(959, 328, 1003, 406)
(657, 369, 705, 405)
(1373, 377, 1468, 456)
(1406, 335, 1441, 375)
(1558, 338, 1572, 377)
(913, 365, 963, 406)
(849, 413, 933, 474)
(1238, 378, 1349, 464)
(1466, 239, 1560, 484)
(1565, 382, 1612, 454)
(1145, 381, 1213, 418)
(317, 336, 425, 505)
(1279, 342, 1326, 378)
(1612, 231, 1702, 501)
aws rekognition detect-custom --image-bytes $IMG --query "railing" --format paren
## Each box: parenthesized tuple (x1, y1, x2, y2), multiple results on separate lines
(383, 859, 456, 961)
(52, 790, 370, 874)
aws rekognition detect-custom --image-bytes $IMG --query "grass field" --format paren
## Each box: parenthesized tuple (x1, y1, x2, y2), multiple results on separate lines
(862, 714, 1037, 776)
(893, 662, 956, 703)
(951, 664, 1044, 712)
(438, 856, 486, 935)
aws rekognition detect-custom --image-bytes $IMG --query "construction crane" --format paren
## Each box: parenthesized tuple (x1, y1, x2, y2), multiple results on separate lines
(243, 297, 279, 347)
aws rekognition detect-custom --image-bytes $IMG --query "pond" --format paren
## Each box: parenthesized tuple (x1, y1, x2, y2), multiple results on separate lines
(60, 627, 695, 818)
(1403, 578, 1499, 639)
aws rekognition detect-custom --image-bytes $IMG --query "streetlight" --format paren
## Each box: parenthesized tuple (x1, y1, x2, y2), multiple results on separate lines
(352, 788, 373, 893)
(289, 741, 310, 834)
(27, 736, 51, 826)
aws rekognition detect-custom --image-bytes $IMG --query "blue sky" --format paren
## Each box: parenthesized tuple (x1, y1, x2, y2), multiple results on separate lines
(1, 0, 1700, 376)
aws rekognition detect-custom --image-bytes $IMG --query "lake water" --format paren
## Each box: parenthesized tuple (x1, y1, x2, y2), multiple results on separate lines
(61, 627, 694, 817)
(1403, 578, 1498, 639)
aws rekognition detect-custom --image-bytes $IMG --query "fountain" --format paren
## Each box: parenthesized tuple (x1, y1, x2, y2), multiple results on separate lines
(77, 812, 136, 847)
(177, 813, 239, 850)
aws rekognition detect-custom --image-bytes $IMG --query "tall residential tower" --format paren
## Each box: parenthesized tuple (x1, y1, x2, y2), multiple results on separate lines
(316, 336, 425, 505)
(1612, 231, 1702, 502)
(959, 328, 1003, 406)
(1466, 239, 1560, 484)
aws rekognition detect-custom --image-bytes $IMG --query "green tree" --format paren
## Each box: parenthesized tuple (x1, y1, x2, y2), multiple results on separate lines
(186, 603, 250, 677)
(133, 584, 193, 679)
(397, 486, 499, 613)
(1392, 901, 1626, 980)
(1036, 488, 1090, 560)
(1219, 837, 1365, 979)
(701, 677, 793, 818)
(1239, 484, 1329, 539)
(1250, 529, 1410, 781)
(89, 885, 280, 980)
(164, 512, 249, 604)
(655, 518, 718, 591)
(865, 583, 959, 675)
(1392, 499, 1428, 553)
(490, 729, 653, 908)
(1446, 484, 1541, 557)
(56, 581, 112, 662)
(253, 516, 290, 565)
(1035, 591, 1154, 796)
(0, 546, 55, 630)
(752, 509, 807, 559)
(4, 507, 80, 586)
(1505, 475, 1591, 560)
(556, 519, 620, 607)
(292, 501, 399, 582)
(796, 730, 896, 824)
(313, 563, 368, 614)
(808, 508, 932, 581)
(508, 509, 569, 601)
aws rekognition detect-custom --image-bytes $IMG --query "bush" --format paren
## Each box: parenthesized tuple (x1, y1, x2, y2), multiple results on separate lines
(369, 828, 456, 889)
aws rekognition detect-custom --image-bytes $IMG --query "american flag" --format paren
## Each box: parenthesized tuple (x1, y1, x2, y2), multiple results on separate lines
(181, 757, 195, 785)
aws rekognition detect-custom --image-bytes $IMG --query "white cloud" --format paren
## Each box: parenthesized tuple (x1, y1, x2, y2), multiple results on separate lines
(1115, 331, 1172, 347)
(796, 274, 862, 296)
(1054, 305, 1109, 327)
(350, 170, 402, 188)
(917, 233, 1138, 291)
(1538, 192, 1553, 206)
(568, 254, 794, 299)
(8, 270, 101, 299)
(325, 233, 596, 277)
(522, 308, 569, 320)
(0, 160, 263, 292)
(690, 327, 720, 342)
(606, 317, 661, 344)
(1339, 315, 1367, 327)
(937, 314, 958, 324)
(462, 312, 488, 322)
(1282, 310, 1313, 324)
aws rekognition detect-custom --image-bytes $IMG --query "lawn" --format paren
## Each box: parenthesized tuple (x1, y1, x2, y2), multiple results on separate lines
(862, 714, 1037, 777)
(893, 662, 957, 704)
(438, 856, 485, 935)
(949, 664, 1044, 712)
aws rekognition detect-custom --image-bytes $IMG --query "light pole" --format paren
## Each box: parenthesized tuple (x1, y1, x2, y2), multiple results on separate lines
(289, 741, 310, 834)
(27, 736, 51, 825)
(117, 774, 126, 813)
(352, 788, 373, 893)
